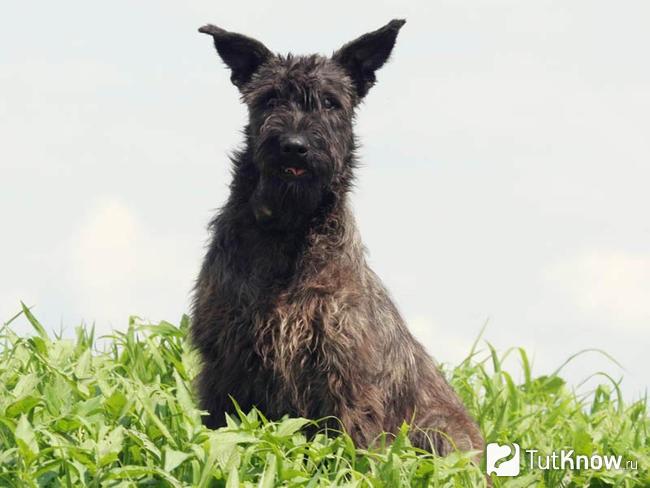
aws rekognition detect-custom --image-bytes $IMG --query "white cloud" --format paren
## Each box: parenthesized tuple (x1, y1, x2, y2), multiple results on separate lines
(65, 198, 195, 333)
(545, 250, 650, 327)
(407, 316, 478, 367)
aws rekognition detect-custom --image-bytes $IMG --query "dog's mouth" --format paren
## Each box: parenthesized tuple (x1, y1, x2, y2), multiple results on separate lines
(282, 165, 308, 178)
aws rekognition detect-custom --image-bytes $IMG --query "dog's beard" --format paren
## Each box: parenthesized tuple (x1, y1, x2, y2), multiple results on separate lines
(250, 173, 325, 231)
(249, 129, 339, 231)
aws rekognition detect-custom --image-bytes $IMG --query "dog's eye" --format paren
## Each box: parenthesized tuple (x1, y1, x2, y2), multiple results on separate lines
(266, 97, 279, 109)
(323, 97, 336, 110)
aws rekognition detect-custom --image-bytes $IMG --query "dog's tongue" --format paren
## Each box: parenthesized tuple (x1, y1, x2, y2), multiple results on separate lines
(285, 167, 306, 177)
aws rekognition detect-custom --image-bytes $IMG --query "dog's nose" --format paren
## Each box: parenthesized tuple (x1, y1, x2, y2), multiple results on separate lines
(280, 134, 309, 157)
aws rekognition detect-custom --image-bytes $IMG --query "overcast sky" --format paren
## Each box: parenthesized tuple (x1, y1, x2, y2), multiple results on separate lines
(2, 1, 649, 399)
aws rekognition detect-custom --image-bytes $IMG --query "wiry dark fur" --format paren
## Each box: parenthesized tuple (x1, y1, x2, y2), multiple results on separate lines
(192, 19, 484, 457)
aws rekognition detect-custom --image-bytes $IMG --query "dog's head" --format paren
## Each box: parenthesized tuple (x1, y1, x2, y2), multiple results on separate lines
(200, 20, 405, 231)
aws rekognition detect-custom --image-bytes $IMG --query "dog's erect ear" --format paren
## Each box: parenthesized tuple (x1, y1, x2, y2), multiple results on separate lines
(332, 19, 405, 98)
(199, 24, 272, 88)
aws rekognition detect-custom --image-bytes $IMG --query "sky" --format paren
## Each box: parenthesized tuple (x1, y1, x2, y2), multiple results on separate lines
(1, 1, 649, 400)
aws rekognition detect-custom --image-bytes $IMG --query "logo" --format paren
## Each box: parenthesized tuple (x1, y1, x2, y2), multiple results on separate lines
(486, 442, 521, 477)
(485, 442, 638, 477)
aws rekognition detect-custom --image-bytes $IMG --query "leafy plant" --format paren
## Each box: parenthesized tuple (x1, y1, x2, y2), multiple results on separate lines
(0, 305, 647, 487)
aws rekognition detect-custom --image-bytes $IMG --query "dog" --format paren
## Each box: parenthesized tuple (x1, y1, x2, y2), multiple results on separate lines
(191, 19, 484, 457)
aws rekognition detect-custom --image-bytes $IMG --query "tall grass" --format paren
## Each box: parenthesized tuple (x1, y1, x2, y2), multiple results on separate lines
(0, 304, 648, 487)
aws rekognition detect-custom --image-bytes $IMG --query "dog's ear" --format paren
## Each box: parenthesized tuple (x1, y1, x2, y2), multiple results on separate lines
(199, 24, 272, 89)
(333, 19, 405, 98)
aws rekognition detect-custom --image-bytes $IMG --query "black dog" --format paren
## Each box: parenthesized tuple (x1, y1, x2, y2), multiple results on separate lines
(192, 20, 483, 456)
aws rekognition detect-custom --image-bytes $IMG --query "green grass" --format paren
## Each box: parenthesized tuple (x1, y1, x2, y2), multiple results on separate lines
(0, 304, 648, 487)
